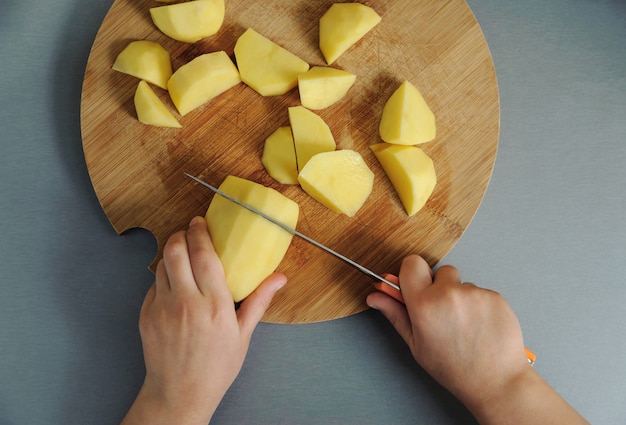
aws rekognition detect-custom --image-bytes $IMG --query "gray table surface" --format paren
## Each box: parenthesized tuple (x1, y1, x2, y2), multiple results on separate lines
(1, 1, 625, 424)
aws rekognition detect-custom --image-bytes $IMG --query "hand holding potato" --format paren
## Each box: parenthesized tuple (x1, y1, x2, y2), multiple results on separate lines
(366, 256, 588, 425)
(121, 216, 287, 425)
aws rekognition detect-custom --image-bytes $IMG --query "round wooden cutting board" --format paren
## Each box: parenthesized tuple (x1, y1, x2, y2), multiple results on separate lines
(80, 0, 499, 323)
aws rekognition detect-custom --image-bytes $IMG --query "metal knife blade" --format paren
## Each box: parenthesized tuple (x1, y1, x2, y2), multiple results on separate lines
(184, 173, 401, 292)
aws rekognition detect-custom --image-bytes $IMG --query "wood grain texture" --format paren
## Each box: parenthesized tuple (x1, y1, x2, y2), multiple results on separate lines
(80, 0, 499, 323)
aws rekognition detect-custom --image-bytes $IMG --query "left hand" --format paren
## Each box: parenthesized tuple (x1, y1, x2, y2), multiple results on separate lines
(121, 216, 287, 425)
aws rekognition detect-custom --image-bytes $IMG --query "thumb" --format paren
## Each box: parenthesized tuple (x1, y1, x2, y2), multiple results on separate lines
(366, 291, 414, 345)
(237, 273, 287, 337)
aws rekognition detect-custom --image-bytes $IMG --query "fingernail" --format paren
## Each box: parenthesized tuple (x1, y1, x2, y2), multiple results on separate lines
(189, 216, 203, 227)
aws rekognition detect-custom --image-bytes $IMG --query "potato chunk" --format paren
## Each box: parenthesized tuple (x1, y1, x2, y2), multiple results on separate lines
(319, 3, 381, 65)
(205, 176, 299, 302)
(298, 66, 356, 110)
(234, 28, 309, 96)
(167, 51, 241, 116)
(288, 106, 336, 171)
(261, 126, 298, 185)
(298, 150, 374, 217)
(134, 80, 181, 128)
(149, 0, 225, 43)
(371, 143, 436, 216)
(379, 80, 436, 145)
(112, 40, 172, 89)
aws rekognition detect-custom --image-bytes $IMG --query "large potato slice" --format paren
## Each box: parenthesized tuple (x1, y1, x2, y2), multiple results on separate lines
(298, 66, 356, 110)
(288, 106, 336, 171)
(234, 28, 309, 96)
(298, 150, 374, 217)
(167, 51, 241, 116)
(261, 126, 298, 185)
(319, 3, 381, 65)
(134, 80, 181, 128)
(150, 0, 225, 43)
(112, 40, 172, 89)
(371, 143, 436, 216)
(205, 176, 299, 302)
(379, 80, 436, 145)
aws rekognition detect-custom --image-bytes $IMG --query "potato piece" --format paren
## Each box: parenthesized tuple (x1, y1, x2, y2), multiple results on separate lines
(370, 143, 436, 216)
(134, 80, 181, 128)
(112, 40, 172, 89)
(167, 51, 241, 116)
(298, 150, 374, 217)
(288, 106, 336, 171)
(379, 80, 436, 145)
(149, 0, 225, 43)
(319, 3, 381, 65)
(234, 28, 309, 96)
(205, 176, 299, 302)
(261, 126, 298, 185)
(298, 66, 356, 110)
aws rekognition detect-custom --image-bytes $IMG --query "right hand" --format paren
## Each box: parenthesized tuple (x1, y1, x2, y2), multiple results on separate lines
(366, 255, 588, 424)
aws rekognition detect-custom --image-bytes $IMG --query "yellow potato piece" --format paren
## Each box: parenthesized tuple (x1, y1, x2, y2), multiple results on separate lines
(261, 126, 298, 185)
(319, 3, 381, 65)
(134, 80, 181, 128)
(112, 40, 172, 89)
(298, 150, 374, 217)
(205, 176, 299, 302)
(370, 143, 436, 216)
(149, 0, 225, 43)
(167, 51, 241, 116)
(288, 106, 336, 171)
(379, 80, 436, 145)
(298, 66, 356, 110)
(234, 28, 309, 96)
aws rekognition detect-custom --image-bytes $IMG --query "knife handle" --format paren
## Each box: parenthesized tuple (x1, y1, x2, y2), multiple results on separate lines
(374, 274, 537, 365)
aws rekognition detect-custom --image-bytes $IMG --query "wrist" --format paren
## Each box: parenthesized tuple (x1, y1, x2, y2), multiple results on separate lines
(121, 381, 221, 425)
(467, 366, 539, 424)
(467, 366, 588, 425)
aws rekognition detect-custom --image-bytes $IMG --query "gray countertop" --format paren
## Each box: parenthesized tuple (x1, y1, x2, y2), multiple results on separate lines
(1, 1, 624, 424)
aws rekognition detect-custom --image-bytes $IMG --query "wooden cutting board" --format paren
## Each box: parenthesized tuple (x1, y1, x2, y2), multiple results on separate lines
(80, 0, 499, 323)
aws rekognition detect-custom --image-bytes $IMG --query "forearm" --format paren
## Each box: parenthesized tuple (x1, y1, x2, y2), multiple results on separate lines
(469, 369, 589, 425)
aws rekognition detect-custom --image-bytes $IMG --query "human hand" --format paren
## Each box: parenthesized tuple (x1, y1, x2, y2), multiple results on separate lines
(121, 216, 286, 425)
(366, 255, 588, 425)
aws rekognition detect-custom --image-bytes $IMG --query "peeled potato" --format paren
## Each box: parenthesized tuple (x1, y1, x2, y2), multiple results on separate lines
(319, 3, 381, 65)
(261, 126, 298, 185)
(134, 80, 181, 128)
(205, 176, 299, 302)
(234, 28, 309, 96)
(112, 40, 172, 89)
(288, 106, 336, 171)
(150, 0, 225, 43)
(371, 143, 436, 216)
(298, 66, 356, 110)
(298, 150, 374, 217)
(167, 51, 241, 116)
(379, 80, 436, 145)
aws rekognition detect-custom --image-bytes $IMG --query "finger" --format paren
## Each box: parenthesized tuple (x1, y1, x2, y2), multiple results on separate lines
(162, 230, 196, 293)
(398, 255, 434, 301)
(154, 258, 170, 293)
(186, 216, 230, 301)
(139, 283, 157, 333)
(366, 291, 414, 344)
(143, 282, 157, 306)
(433, 264, 461, 286)
(237, 273, 287, 338)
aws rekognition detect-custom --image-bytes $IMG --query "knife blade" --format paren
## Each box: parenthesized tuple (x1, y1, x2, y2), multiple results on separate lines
(185, 173, 536, 364)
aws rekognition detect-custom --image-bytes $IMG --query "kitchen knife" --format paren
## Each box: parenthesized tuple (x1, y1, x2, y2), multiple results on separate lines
(185, 173, 536, 365)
